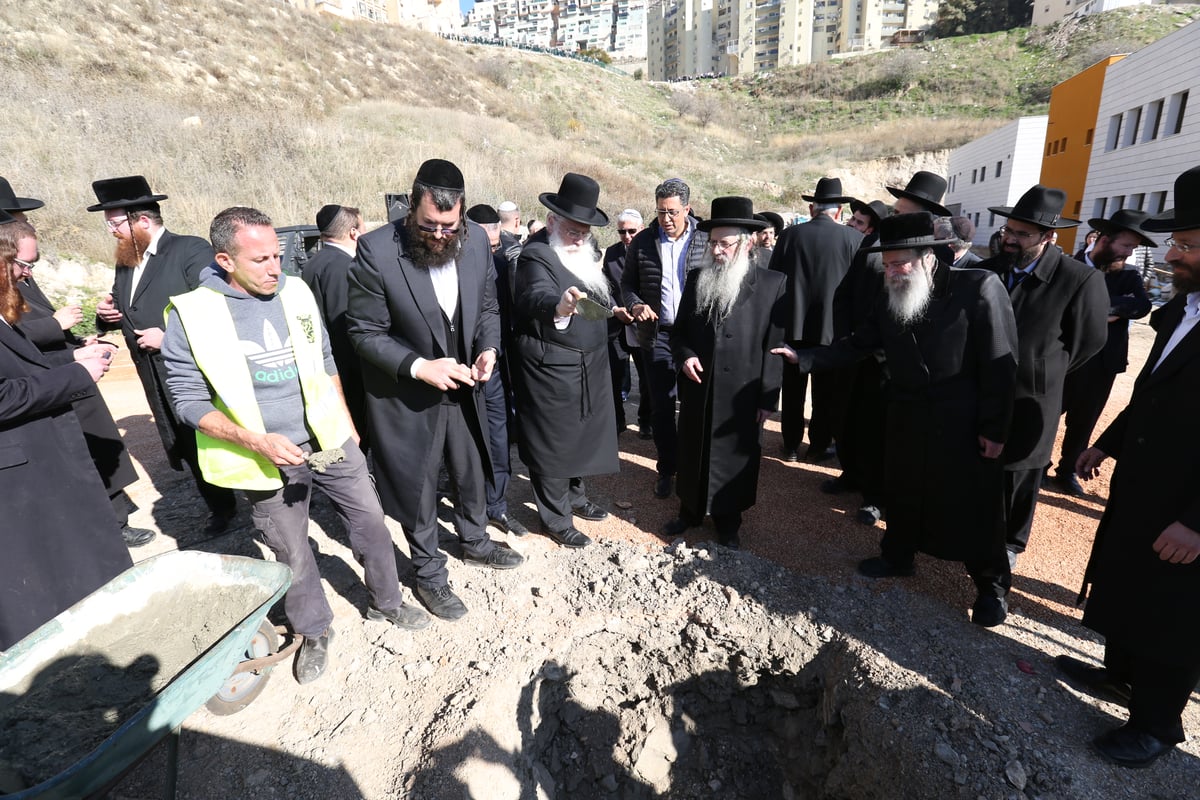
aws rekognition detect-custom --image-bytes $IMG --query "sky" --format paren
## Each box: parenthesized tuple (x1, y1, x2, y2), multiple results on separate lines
(460, 0, 475, 12)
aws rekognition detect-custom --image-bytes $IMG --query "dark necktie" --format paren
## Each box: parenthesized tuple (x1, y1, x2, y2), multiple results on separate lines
(1009, 270, 1029, 291)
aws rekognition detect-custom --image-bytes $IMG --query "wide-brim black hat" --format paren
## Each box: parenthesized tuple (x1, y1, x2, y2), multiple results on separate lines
(849, 198, 889, 228)
(1087, 208, 1157, 248)
(886, 171, 951, 217)
(754, 211, 785, 235)
(698, 197, 767, 233)
(988, 184, 1079, 229)
(864, 212, 956, 253)
(1143, 165, 1200, 233)
(539, 172, 609, 227)
(0, 209, 18, 226)
(801, 176, 853, 204)
(87, 176, 167, 212)
(0, 178, 44, 213)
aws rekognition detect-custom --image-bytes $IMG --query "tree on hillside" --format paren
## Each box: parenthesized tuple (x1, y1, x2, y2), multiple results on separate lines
(934, 0, 1031, 37)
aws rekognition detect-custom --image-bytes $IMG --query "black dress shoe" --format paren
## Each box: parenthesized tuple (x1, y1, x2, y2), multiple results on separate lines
(718, 534, 741, 550)
(857, 556, 915, 578)
(416, 584, 468, 620)
(805, 444, 836, 463)
(543, 526, 592, 548)
(1092, 725, 1176, 768)
(1053, 655, 1131, 706)
(661, 517, 695, 537)
(638, 425, 654, 440)
(1052, 471, 1085, 497)
(781, 448, 800, 462)
(654, 474, 673, 499)
(971, 594, 1008, 627)
(573, 501, 609, 521)
(204, 512, 235, 535)
(855, 505, 883, 526)
(820, 475, 857, 495)
(465, 545, 525, 570)
(294, 627, 334, 685)
(121, 525, 156, 547)
(367, 603, 432, 631)
(489, 513, 530, 537)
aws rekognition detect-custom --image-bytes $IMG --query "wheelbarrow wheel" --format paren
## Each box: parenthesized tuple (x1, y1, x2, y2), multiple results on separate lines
(206, 619, 279, 716)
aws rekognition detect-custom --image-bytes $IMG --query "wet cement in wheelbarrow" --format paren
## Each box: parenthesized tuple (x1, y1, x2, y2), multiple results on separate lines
(0, 586, 256, 792)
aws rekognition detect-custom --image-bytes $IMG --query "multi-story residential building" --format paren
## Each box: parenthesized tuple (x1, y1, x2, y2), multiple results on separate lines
(1080, 20, 1199, 268)
(464, 0, 649, 59)
(1039, 56, 1126, 253)
(647, 0, 936, 80)
(1032, 0, 1150, 29)
(284, 0, 462, 31)
(945, 116, 1050, 248)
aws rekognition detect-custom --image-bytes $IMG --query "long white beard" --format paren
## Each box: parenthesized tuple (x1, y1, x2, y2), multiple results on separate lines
(550, 232, 611, 302)
(885, 263, 934, 325)
(694, 247, 752, 323)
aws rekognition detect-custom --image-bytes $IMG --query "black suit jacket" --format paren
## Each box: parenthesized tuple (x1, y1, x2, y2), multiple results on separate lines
(978, 245, 1109, 469)
(97, 229, 214, 464)
(0, 320, 131, 649)
(768, 215, 863, 346)
(1082, 293, 1200, 664)
(302, 244, 366, 435)
(347, 220, 499, 529)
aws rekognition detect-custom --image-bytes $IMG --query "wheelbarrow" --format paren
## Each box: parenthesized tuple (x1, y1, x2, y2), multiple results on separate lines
(0, 551, 297, 799)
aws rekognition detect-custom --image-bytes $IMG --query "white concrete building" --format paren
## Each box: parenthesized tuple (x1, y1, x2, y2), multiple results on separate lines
(285, 0, 462, 30)
(463, 0, 649, 59)
(1032, 0, 1150, 29)
(945, 116, 1049, 247)
(1081, 20, 1199, 267)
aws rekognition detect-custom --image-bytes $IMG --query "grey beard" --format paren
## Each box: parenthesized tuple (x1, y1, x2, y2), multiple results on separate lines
(695, 250, 752, 323)
(886, 267, 934, 325)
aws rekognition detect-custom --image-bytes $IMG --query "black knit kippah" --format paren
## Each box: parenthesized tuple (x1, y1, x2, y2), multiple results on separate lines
(415, 159, 465, 192)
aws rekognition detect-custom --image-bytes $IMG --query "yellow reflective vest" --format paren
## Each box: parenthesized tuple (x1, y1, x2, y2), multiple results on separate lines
(167, 279, 351, 490)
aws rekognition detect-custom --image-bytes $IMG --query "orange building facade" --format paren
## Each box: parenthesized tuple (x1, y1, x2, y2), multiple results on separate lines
(1039, 55, 1126, 253)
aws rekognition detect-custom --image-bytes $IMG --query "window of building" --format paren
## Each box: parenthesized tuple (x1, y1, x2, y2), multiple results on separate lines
(971, 169, 977, 184)
(1085, 128, 1094, 146)
(974, 212, 980, 226)
(1128, 193, 1144, 211)
(1093, 198, 1107, 219)
(995, 160, 1002, 178)
(1060, 137, 1067, 151)
(1165, 90, 1189, 136)
(1144, 99, 1164, 142)
(979, 164, 986, 181)
(1105, 113, 1123, 152)
(1150, 191, 1168, 214)
(1045, 142, 1053, 157)
(1123, 107, 1142, 147)
(1073, 201, 1082, 217)
(1112, 195, 1125, 212)
(1051, 140, 1059, 155)
(989, 211, 996, 226)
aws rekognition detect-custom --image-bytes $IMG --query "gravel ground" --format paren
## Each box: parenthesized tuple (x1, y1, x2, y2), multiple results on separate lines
(77, 316, 1200, 799)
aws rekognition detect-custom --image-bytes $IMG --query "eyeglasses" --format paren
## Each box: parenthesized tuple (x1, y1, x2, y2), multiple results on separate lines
(105, 216, 129, 231)
(998, 225, 1041, 242)
(12, 257, 37, 270)
(1166, 237, 1198, 254)
(415, 222, 460, 237)
(617, 228, 638, 237)
(558, 225, 591, 241)
(655, 208, 685, 219)
(709, 237, 742, 253)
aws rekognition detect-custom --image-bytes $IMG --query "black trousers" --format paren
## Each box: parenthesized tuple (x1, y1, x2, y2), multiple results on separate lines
(408, 402, 495, 588)
(1003, 466, 1043, 553)
(836, 358, 888, 507)
(643, 327, 678, 477)
(1058, 359, 1117, 476)
(1104, 641, 1200, 743)
(780, 362, 839, 453)
(607, 336, 629, 433)
(881, 532, 1012, 599)
(482, 371, 511, 519)
(628, 347, 651, 428)
(530, 474, 588, 532)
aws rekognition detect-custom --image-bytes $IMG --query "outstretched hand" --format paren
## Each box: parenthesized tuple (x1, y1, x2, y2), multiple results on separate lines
(770, 345, 799, 365)
(681, 357, 704, 384)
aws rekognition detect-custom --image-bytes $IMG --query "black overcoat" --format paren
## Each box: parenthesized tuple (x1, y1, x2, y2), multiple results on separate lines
(768, 215, 863, 346)
(0, 320, 131, 650)
(670, 267, 787, 515)
(347, 220, 499, 531)
(799, 265, 1018, 561)
(16, 280, 139, 495)
(1080, 294, 1200, 665)
(978, 245, 1108, 470)
(511, 242, 619, 478)
(302, 244, 367, 436)
(97, 230, 213, 469)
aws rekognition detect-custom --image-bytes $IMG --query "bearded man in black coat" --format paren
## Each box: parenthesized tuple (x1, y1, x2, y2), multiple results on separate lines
(1061, 165, 1200, 769)
(511, 173, 620, 549)
(90, 175, 238, 535)
(665, 198, 787, 548)
(976, 186, 1108, 565)
(776, 213, 1018, 627)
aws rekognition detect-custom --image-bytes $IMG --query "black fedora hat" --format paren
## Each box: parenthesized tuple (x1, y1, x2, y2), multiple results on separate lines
(864, 212, 956, 253)
(698, 197, 768, 233)
(801, 177, 853, 204)
(849, 198, 889, 229)
(0, 178, 44, 213)
(755, 211, 785, 236)
(87, 175, 168, 212)
(1088, 208, 1157, 248)
(988, 184, 1080, 229)
(886, 171, 951, 217)
(539, 173, 609, 227)
(0, 209, 18, 226)
(1143, 165, 1200, 233)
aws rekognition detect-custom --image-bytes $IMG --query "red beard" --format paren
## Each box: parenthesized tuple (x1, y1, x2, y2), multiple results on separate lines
(113, 227, 152, 267)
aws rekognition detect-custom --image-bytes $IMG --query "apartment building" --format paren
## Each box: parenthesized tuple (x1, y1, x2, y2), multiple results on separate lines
(1080, 20, 1199, 266)
(284, 0, 462, 31)
(945, 116, 1050, 248)
(647, 0, 936, 80)
(464, 0, 650, 59)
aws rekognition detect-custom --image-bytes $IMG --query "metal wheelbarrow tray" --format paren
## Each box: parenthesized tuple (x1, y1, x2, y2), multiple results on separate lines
(0, 551, 292, 799)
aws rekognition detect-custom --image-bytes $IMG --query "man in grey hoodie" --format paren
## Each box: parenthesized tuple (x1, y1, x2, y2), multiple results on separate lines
(162, 206, 429, 686)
